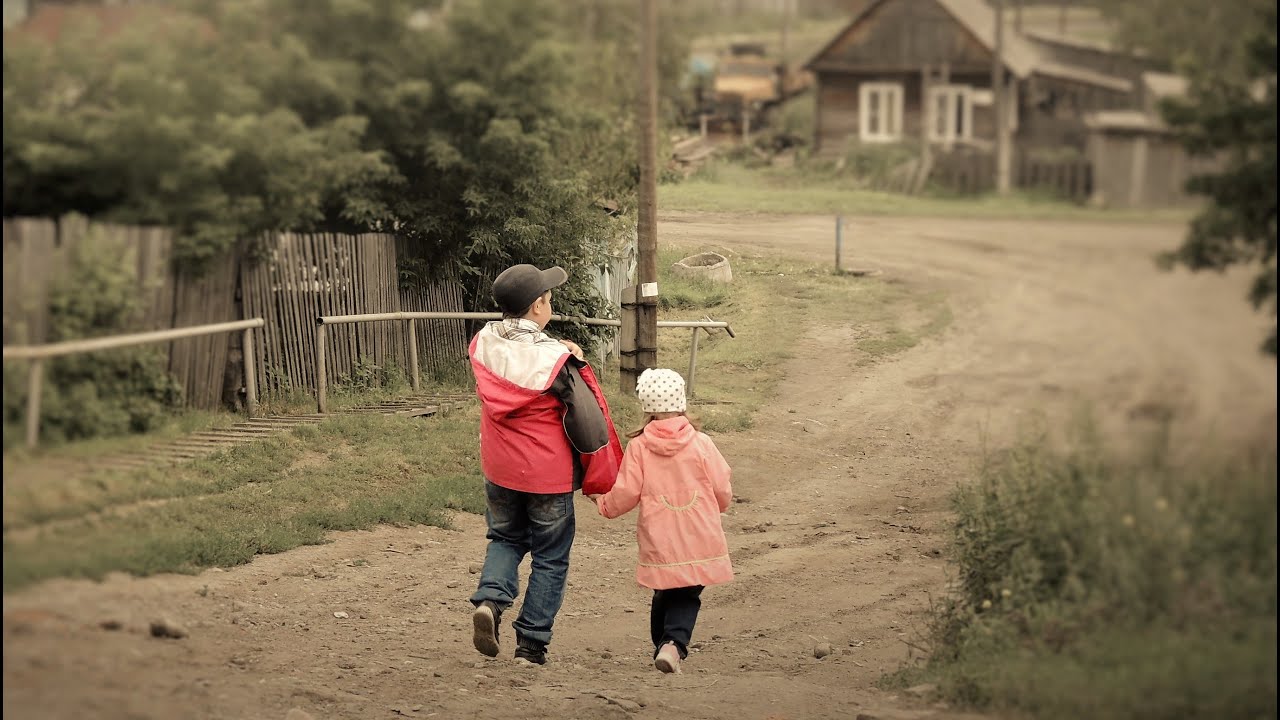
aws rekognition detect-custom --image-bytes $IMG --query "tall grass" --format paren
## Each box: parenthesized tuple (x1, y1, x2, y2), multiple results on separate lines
(889, 419, 1278, 719)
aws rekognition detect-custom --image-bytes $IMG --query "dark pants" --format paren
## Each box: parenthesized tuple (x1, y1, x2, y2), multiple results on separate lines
(650, 585, 704, 659)
(470, 481, 576, 650)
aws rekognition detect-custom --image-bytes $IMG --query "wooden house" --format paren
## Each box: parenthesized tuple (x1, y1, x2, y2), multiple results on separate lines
(803, 0, 1159, 155)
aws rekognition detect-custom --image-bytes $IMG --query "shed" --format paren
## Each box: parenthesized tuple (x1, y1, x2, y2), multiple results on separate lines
(1083, 110, 1216, 209)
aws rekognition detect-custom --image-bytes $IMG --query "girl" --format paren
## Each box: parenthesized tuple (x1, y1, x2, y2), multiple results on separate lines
(591, 368, 733, 674)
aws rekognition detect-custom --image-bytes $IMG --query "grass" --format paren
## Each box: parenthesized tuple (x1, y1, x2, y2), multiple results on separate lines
(2, 244, 944, 591)
(882, 418, 1278, 720)
(2, 410, 488, 591)
(2, 409, 238, 464)
(659, 162, 1196, 223)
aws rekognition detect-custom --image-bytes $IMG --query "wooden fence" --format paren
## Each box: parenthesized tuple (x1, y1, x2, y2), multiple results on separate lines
(4, 218, 470, 411)
(929, 151, 1094, 202)
(239, 233, 467, 399)
(2, 216, 239, 409)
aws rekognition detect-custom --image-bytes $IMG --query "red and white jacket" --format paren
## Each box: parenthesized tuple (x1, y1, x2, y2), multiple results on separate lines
(469, 319, 622, 495)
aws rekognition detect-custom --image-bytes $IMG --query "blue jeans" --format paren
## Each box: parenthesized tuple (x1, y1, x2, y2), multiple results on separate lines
(470, 480, 576, 650)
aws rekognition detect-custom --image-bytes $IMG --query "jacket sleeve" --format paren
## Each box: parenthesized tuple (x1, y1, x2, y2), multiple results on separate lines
(701, 436, 733, 512)
(549, 361, 620, 495)
(597, 442, 643, 519)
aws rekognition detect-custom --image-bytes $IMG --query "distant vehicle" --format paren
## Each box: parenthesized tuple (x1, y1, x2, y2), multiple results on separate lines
(690, 42, 812, 134)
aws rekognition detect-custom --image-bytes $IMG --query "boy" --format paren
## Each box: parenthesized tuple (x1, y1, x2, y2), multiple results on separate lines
(467, 263, 622, 665)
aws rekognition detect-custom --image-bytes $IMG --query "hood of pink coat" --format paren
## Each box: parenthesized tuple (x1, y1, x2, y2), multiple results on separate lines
(642, 416, 697, 456)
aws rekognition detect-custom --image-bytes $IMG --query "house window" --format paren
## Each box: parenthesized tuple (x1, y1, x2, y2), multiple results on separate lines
(928, 85, 974, 145)
(859, 82, 903, 143)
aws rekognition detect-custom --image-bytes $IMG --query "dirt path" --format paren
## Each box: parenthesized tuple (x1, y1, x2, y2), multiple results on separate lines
(5, 213, 1275, 720)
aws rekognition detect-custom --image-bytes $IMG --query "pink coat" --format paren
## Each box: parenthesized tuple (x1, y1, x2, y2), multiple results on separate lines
(597, 416, 734, 590)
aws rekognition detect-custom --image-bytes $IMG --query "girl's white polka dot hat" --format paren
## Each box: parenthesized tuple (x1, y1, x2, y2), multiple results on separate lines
(637, 368, 687, 414)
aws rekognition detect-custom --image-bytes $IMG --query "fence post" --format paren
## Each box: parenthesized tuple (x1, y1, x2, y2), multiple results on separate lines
(316, 323, 328, 414)
(619, 286, 639, 394)
(406, 319, 420, 392)
(242, 327, 258, 417)
(25, 359, 43, 449)
(835, 215, 843, 272)
(686, 327, 701, 399)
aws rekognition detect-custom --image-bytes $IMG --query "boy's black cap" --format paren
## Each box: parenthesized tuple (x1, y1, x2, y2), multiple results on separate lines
(492, 264, 568, 315)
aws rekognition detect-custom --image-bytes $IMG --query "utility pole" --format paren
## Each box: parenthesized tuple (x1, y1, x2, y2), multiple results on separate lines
(992, 0, 1012, 195)
(623, 0, 660, 394)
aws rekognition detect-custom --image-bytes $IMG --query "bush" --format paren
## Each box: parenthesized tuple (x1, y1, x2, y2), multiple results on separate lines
(2, 238, 184, 448)
(901, 419, 1278, 719)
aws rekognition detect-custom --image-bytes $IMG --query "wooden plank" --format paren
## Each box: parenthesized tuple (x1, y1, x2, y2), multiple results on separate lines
(280, 234, 305, 393)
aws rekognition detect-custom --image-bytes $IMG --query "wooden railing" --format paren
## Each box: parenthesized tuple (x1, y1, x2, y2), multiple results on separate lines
(2, 319, 265, 449)
(313, 312, 735, 413)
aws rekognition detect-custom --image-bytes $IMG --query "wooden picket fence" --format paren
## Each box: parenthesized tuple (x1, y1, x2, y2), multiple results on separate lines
(239, 233, 467, 399)
(3, 218, 469, 410)
(930, 151, 1094, 202)
(2, 216, 240, 409)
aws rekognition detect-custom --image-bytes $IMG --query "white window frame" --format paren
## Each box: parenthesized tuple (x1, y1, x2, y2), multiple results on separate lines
(858, 82, 904, 143)
(928, 84, 975, 146)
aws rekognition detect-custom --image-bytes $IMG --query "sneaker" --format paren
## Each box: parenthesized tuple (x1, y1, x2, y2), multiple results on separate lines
(472, 601, 501, 658)
(514, 643, 547, 666)
(654, 642, 682, 674)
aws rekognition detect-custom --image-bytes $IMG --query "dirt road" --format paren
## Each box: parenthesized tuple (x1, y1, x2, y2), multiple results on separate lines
(5, 213, 1275, 720)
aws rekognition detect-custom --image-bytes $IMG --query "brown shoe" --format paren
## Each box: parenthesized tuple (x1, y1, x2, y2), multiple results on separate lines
(654, 642, 682, 674)
(472, 601, 500, 657)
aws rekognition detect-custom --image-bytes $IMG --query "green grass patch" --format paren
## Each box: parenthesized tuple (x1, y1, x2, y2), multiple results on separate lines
(2, 410, 487, 591)
(885, 418, 1278, 720)
(2, 409, 239, 465)
(660, 162, 1195, 223)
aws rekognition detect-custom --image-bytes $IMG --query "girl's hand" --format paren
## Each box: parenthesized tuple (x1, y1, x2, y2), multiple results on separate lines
(559, 339, 584, 361)
(585, 494, 602, 504)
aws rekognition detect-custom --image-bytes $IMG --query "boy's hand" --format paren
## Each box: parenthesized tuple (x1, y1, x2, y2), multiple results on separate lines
(559, 339, 584, 361)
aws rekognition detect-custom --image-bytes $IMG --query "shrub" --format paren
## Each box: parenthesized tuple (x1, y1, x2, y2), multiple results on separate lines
(2, 237, 184, 448)
(903, 418, 1278, 719)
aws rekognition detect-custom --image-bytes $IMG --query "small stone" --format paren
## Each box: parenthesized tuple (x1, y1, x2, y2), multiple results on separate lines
(285, 709, 315, 720)
(634, 695, 649, 708)
(98, 620, 123, 631)
(468, 565, 481, 574)
(600, 651, 612, 659)
(446, 581, 460, 589)
(770, 542, 781, 549)
(813, 643, 832, 659)
(149, 618, 188, 639)
(333, 611, 350, 619)
(433, 671, 444, 678)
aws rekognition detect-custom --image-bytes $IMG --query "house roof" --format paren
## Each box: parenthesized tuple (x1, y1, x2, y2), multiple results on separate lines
(805, 0, 1132, 91)
(1036, 61, 1133, 93)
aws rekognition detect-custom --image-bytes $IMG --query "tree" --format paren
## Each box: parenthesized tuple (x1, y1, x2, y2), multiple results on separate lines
(1158, 4, 1277, 355)
(2, 6, 393, 272)
(1093, 0, 1271, 81)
